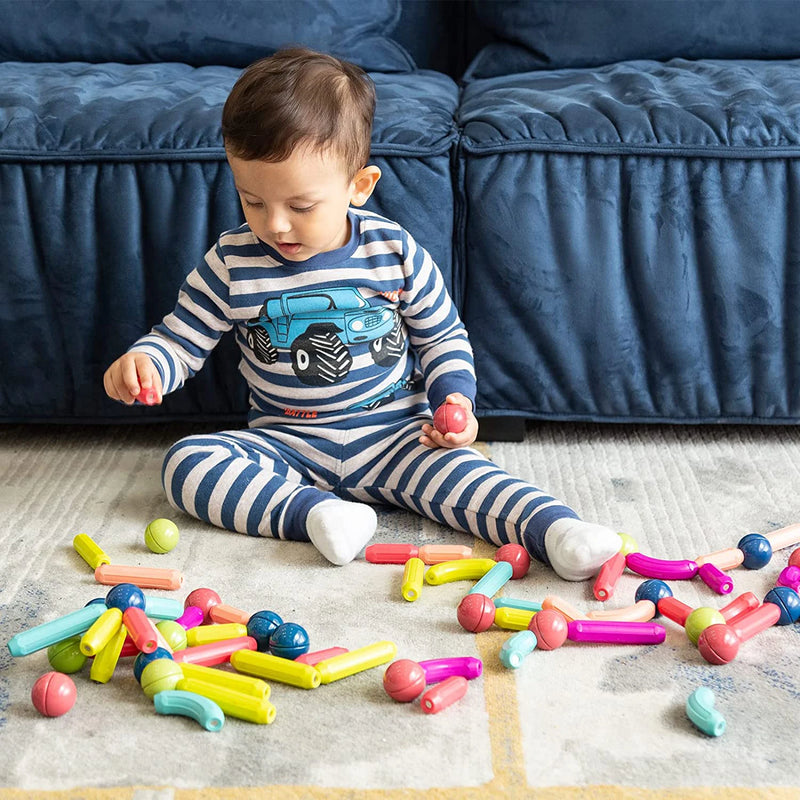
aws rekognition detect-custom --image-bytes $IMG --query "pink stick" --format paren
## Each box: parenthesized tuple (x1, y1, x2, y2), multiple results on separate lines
(418, 657, 483, 683)
(625, 552, 699, 580)
(697, 563, 733, 594)
(567, 620, 666, 644)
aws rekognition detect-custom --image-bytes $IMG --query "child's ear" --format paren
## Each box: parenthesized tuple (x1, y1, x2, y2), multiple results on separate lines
(350, 165, 381, 206)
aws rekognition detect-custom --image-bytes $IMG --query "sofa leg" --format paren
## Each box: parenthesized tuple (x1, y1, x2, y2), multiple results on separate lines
(476, 416, 526, 442)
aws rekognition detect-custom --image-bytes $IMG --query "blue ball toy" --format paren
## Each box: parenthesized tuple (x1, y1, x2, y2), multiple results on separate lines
(635, 579, 673, 616)
(737, 533, 773, 570)
(133, 647, 173, 683)
(247, 610, 284, 652)
(268, 622, 310, 660)
(764, 587, 800, 625)
(105, 583, 146, 612)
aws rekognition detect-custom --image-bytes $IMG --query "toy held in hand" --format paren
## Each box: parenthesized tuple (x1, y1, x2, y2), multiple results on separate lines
(136, 386, 160, 405)
(433, 402, 468, 435)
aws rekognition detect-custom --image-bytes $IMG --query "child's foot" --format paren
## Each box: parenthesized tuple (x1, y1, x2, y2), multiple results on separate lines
(544, 518, 622, 581)
(306, 499, 377, 566)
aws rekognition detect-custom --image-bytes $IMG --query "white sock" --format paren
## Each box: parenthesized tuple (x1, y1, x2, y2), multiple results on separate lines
(306, 499, 377, 566)
(544, 518, 622, 581)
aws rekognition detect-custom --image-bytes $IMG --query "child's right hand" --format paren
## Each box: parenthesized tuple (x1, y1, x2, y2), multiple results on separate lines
(103, 353, 162, 406)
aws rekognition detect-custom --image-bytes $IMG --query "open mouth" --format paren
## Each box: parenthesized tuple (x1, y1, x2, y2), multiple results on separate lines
(276, 242, 302, 255)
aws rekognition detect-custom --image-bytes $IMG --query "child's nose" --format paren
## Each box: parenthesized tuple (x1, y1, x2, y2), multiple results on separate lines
(266, 209, 291, 234)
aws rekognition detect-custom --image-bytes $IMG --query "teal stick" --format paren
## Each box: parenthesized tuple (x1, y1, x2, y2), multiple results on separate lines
(468, 561, 513, 597)
(7, 604, 105, 657)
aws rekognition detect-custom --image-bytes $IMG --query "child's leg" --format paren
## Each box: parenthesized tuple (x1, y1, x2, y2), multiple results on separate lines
(161, 428, 375, 564)
(340, 417, 620, 580)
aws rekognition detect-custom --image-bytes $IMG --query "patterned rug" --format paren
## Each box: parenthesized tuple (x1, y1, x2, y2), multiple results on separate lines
(1, 421, 799, 798)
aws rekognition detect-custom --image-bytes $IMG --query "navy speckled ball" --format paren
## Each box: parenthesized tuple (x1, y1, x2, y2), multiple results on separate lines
(737, 533, 773, 569)
(247, 610, 284, 651)
(635, 579, 673, 615)
(764, 586, 800, 625)
(105, 583, 145, 612)
(133, 647, 173, 683)
(268, 622, 310, 660)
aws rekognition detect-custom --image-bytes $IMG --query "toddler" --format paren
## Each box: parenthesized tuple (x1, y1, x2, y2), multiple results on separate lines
(103, 47, 621, 577)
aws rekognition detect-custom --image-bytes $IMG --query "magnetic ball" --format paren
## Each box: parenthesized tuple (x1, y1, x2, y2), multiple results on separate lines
(184, 587, 221, 623)
(140, 659, 184, 698)
(133, 647, 173, 683)
(433, 403, 468, 435)
(268, 622, 310, 659)
(494, 543, 531, 579)
(764, 586, 800, 625)
(616, 532, 639, 556)
(247, 610, 284, 651)
(47, 637, 88, 674)
(737, 533, 772, 570)
(634, 580, 673, 615)
(527, 608, 569, 650)
(155, 620, 188, 651)
(457, 593, 496, 633)
(31, 672, 77, 717)
(144, 518, 180, 554)
(697, 624, 740, 665)
(789, 548, 800, 569)
(105, 583, 145, 612)
(383, 659, 427, 702)
(685, 607, 725, 646)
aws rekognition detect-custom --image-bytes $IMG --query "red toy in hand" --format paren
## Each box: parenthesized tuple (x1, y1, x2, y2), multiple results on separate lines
(433, 402, 468, 435)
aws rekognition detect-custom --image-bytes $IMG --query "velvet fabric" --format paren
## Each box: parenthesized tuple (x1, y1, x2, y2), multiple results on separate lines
(459, 59, 800, 422)
(0, 63, 458, 421)
(468, 0, 800, 78)
(0, 0, 413, 72)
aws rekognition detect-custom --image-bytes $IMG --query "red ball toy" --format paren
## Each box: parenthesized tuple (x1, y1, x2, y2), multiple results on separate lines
(457, 593, 496, 632)
(433, 403, 468, 435)
(698, 623, 740, 665)
(495, 543, 531, 579)
(789, 548, 800, 569)
(31, 671, 77, 717)
(383, 659, 427, 702)
(184, 587, 221, 624)
(528, 609, 569, 650)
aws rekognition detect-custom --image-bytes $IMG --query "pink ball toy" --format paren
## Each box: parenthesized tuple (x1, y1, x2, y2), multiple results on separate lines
(383, 659, 427, 702)
(698, 623, 740, 665)
(433, 403, 468, 435)
(495, 543, 531, 579)
(457, 593, 496, 633)
(528, 609, 568, 650)
(184, 587, 221, 624)
(31, 672, 77, 717)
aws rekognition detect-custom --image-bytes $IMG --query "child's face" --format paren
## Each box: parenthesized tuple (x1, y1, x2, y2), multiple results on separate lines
(227, 146, 377, 262)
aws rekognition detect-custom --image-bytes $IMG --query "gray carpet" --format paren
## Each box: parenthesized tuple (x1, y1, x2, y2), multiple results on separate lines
(1, 421, 800, 797)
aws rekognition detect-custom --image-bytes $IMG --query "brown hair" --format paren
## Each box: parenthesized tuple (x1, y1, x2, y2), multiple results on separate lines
(222, 47, 376, 177)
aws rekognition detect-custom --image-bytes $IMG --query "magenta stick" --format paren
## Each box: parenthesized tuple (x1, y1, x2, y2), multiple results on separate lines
(175, 606, 204, 630)
(697, 563, 733, 595)
(625, 552, 699, 580)
(567, 620, 666, 644)
(418, 657, 483, 683)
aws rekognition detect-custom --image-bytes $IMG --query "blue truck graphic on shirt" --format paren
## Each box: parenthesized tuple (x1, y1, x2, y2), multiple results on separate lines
(244, 287, 405, 386)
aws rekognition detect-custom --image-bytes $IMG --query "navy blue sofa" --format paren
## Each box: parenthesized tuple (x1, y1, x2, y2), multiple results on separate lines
(2, 0, 799, 431)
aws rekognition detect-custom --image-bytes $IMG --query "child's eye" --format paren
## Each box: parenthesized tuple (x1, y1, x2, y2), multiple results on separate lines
(291, 205, 314, 214)
(244, 199, 263, 208)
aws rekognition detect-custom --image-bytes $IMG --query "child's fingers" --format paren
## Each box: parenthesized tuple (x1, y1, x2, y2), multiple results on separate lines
(134, 354, 162, 396)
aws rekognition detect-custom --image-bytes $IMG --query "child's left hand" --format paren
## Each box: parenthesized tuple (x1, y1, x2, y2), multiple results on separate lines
(419, 393, 479, 449)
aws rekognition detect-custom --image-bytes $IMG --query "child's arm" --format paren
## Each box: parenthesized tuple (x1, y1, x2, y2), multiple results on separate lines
(103, 242, 233, 405)
(398, 231, 478, 448)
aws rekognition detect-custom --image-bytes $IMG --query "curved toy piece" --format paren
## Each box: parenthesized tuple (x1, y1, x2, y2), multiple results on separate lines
(625, 553, 699, 580)
(424, 558, 497, 585)
(686, 687, 726, 737)
(154, 689, 225, 731)
(586, 600, 656, 622)
(418, 656, 482, 683)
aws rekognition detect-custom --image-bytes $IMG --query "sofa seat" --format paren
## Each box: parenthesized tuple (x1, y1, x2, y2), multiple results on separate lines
(459, 58, 800, 423)
(0, 61, 458, 422)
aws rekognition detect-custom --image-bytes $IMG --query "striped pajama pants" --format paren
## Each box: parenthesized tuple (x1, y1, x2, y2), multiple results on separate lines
(161, 396, 578, 565)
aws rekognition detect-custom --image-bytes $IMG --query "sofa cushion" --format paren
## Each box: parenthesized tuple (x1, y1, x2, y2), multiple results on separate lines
(0, 63, 458, 421)
(468, 0, 800, 78)
(458, 60, 800, 422)
(0, 0, 412, 72)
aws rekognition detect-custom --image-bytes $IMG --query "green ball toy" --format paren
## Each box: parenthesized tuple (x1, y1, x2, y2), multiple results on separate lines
(47, 636, 88, 674)
(140, 659, 184, 698)
(156, 620, 188, 651)
(685, 607, 725, 646)
(144, 518, 180, 554)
